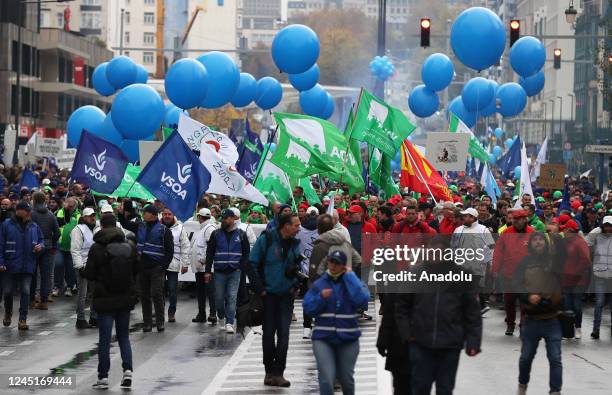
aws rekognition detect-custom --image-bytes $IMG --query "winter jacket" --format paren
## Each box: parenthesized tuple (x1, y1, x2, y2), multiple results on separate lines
(237, 220, 257, 249)
(57, 207, 80, 251)
(205, 224, 250, 272)
(83, 227, 140, 313)
(303, 271, 370, 345)
(194, 219, 217, 273)
(561, 235, 591, 288)
(528, 215, 546, 232)
(31, 204, 60, 250)
(376, 293, 409, 372)
(514, 255, 562, 320)
(247, 229, 301, 295)
(395, 262, 482, 351)
(165, 221, 191, 272)
(391, 219, 437, 235)
(297, 216, 319, 273)
(136, 220, 174, 269)
(309, 228, 362, 282)
(492, 225, 534, 278)
(591, 232, 612, 279)
(438, 217, 458, 235)
(70, 222, 97, 270)
(0, 217, 44, 274)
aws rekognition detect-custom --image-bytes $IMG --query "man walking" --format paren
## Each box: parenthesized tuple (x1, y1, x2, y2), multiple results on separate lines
(55, 197, 80, 297)
(161, 208, 190, 323)
(205, 209, 250, 334)
(30, 191, 59, 310)
(71, 207, 98, 329)
(136, 205, 173, 332)
(193, 208, 218, 324)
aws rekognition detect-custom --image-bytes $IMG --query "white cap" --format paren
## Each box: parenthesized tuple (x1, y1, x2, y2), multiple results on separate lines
(506, 182, 515, 187)
(307, 206, 319, 216)
(100, 205, 113, 214)
(460, 208, 478, 218)
(198, 208, 211, 217)
(230, 207, 241, 218)
(454, 201, 464, 207)
(42, 178, 51, 185)
(82, 207, 96, 216)
(603, 216, 612, 225)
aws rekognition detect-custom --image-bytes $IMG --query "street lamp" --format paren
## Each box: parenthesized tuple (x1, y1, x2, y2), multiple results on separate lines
(565, 1, 578, 25)
(567, 93, 575, 121)
(542, 101, 547, 139)
(557, 95, 563, 145)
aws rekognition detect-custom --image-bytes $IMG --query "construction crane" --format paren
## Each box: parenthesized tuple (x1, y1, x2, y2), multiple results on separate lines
(181, 2, 207, 48)
(155, 0, 165, 78)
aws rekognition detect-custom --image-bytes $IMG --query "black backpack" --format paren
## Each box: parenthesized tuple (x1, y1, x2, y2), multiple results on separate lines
(104, 242, 134, 293)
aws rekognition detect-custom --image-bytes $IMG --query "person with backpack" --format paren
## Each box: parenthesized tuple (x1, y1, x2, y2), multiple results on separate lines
(304, 250, 370, 395)
(136, 205, 174, 332)
(84, 213, 140, 390)
(161, 208, 190, 323)
(193, 208, 218, 324)
(204, 209, 250, 334)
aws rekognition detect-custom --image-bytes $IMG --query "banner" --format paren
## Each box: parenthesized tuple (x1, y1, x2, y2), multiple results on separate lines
(425, 132, 470, 171)
(34, 137, 64, 158)
(178, 113, 239, 164)
(537, 163, 566, 190)
(139, 140, 163, 168)
(2, 128, 16, 165)
(57, 148, 77, 170)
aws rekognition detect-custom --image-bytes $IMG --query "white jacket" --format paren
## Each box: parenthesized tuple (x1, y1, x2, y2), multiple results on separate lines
(236, 220, 257, 249)
(70, 224, 98, 270)
(167, 221, 191, 272)
(194, 218, 218, 273)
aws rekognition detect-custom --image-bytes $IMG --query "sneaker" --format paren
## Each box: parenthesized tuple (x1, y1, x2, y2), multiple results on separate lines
(302, 327, 312, 339)
(575, 328, 582, 339)
(143, 325, 152, 333)
(120, 370, 132, 388)
(192, 314, 206, 323)
(207, 316, 218, 325)
(481, 306, 491, 315)
(157, 324, 165, 332)
(168, 314, 176, 323)
(225, 323, 235, 334)
(51, 288, 59, 297)
(18, 320, 29, 331)
(505, 324, 515, 336)
(76, 319, 91, 329)
(273, 376, 291, 387)
(591, 330, 599, 339)
(92, 378, 109, 390)
(359, 312, 373, 321)
(89, 317, 98, 328)
(517, 383, 527, 395)
(64, 289, 72, 297)
(263, 373, 274, 386)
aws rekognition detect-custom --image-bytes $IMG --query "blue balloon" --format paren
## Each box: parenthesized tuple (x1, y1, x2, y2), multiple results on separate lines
(488, 153, 497, 164)
(289, 64, 320, 92)
(66, 105, 106, 147)
(135, 64, 149, 84)
(93, 112, 124, 146)
(299, 84, 328, 117)
(165, 58, 208, 109)
(320, 93, 335, 120)
(494, 127, 503, 139)
(255, 77, 283, 110)
(408, 85, 439, 118)
(479, 80, 499, 117)
(504, 138, 514, 149)
(272, 24, 320, 74)
(106, 56, 138, 90)
(510, 36, 545, 78)
(120, 139, 140, 163)
(462, 77, 495, 112)
(519, 71, 545, 97)
(231, 73, 258, 108)
(496, 83, 527, 117)
(112, 84, 165, 140)
(196, 52, 240, 108)
(492, 145, 502, 157)
(422, 53, 454, 92)
(164, 106, 187, 128)
(450, 7, 505, 71)
(447, 96, 477, 128)
(514, 165, 521, 179)
(92, 63, 115, 96)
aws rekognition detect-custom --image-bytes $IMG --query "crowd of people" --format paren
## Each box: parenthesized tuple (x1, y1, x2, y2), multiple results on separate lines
(0, 161, 611, 394)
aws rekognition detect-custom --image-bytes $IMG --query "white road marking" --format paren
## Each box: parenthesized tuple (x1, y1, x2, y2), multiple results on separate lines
(0, 350, 15, 356)
(54, 323, 68, 327)
(18, 340, 35, 346)
(37, 331, 53, 336)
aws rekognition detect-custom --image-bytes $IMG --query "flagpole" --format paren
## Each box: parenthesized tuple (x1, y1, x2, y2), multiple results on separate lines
(403, 141, 438, 205)
(283, 172, 297, 211)
(250, 124, 279, 188)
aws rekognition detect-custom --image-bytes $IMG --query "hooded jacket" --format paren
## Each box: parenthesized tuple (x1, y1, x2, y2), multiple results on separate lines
(31, 204, 60, 249)
(165, 220, 191, 272)
(309, 228, 362, 282)
(0, 216, 44, 274)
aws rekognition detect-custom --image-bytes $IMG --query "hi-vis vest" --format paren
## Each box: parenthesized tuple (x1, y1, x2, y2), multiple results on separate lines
(137, 221, 165, 263)
(75, 224, 95, 265)
(213, 228, 242, 271)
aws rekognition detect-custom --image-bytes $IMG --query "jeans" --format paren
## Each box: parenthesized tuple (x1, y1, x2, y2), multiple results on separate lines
(165, 271, 178, 316)
(519, 318, 562, 393)
(194, 272, 216, 318)
(53, 251, 76, 291)
(562, 289, 583, 329)
(76, 270, 96, 321)
(140, 265, 165, 326)
(592, 277, 612, 332)
(313, 339, 360, 395)
(2, 273, 33, 321)
(97, 311, 133, 379)
(30, 249, 53, 302)
(262, 293, 294, 376)
(214, 270, 241, 325)
(409, 343, 461, 395)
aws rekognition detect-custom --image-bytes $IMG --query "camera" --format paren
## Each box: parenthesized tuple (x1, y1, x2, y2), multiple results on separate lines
(285, 254, 309, 282)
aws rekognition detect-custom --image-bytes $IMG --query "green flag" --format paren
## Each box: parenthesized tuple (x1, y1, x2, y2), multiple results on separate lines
(350, 89, 416, 157)
(93, 164, 155, 200)
(292, 177, 322, 205)
(368, 146, 399, 199)
(163, 127, 174, 140)
(448, 113, 489, 163)
(254, 151, 292, 204)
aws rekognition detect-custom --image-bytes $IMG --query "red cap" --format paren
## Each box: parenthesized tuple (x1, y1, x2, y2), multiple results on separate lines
(512, 209, 528, 218)
(348, 205, 364, 214)
(558, 214, 571, 224)
(561, 219, 579, 231)
(543, 192, 550, 198)
(571, 200, 581, 210)
(387, 197, 401, 205)
(298, 202, 310, 210)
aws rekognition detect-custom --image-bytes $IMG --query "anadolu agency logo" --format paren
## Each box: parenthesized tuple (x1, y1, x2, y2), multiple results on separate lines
(85, 150, 108, 183)
(160, 163, 192, 200)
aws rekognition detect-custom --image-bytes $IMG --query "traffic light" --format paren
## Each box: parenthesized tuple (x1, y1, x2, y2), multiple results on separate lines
(554, 48, 562, 69)
(510, 20, 520, 47)
(420, 18, 431, 48)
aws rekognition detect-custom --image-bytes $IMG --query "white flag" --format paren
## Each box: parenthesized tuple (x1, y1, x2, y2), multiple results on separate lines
(580, 169, 592, 178)
(515, 142, 535, 209)
(529, 137, 547, 182)
(178, 113, 239, 165)
(199, 141, 268, 206)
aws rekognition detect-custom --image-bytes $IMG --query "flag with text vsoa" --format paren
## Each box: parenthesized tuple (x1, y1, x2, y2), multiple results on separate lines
(137, 132, 211, 222)
(70, 130, 128, 194)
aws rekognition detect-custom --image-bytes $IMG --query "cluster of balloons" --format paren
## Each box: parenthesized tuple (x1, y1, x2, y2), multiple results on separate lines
(92, 55, 149, 97)
(299, 84, 335, 120)
(369, 56, 395, 81)
(408, 53, 455, 118)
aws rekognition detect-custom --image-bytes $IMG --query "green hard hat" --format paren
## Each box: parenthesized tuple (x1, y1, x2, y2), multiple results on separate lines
(553, 191, 563, 199)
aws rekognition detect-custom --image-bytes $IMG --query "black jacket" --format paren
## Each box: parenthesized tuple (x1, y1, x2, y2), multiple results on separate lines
(84, 227, 140, 313)
(376, 293, 410, 372)
(31, 204, 60, 249)
(395, 262, 482, 351)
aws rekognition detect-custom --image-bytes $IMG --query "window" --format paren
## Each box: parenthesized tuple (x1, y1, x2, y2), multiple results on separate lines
(144, 0, 155, 4)
(124, 11, 130, 24)
(143, 32, 155, 45)
(56, 12, 64, 28)
(83, 0, 101, 5)
(144, 12, 154, 25)
(237, 15, 242, 28)
(81, 11, 101, 29)
(143, 52, 154, 64)
(124, 31, 130, 44)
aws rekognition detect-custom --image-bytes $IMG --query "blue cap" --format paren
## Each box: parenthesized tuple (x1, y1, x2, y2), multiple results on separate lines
(327, 250, 347, 265)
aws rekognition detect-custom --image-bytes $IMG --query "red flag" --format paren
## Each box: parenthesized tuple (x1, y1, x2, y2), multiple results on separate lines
(400, 140, 452, 202)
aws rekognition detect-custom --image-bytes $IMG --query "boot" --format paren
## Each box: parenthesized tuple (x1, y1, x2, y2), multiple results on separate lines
(273, 376, 291, 388)
(505, 324, 515, 336)
(192, 313, 206, 323)
(76, 319, 91, 329)
(3, 312, 11, 327)
(18, 320, 29, 330)
(89, 317, 98, 328)
(517, 383, 527, 395)
(263, 373, 274, 386)
(168, 314, 176, 323)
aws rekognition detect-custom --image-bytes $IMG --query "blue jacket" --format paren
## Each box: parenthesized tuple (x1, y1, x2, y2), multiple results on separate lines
(303, 271, 370, 344)
(212, 228, 243, 271)
(248, 230, 300, 295)
(137, 220, 166, 264)
(0, 217, 44, 274)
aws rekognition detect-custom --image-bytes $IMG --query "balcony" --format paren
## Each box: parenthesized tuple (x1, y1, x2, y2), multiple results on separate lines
(37, 28, 111, 62)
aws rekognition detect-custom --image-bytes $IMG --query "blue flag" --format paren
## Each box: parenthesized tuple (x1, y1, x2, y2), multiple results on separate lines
(497, 136, 522, 178)
(70, 130, 129, 194)
(19, 168, 39, 190)
(557, 178, 571, 215)
(235, 119, 264, 183)
(136, 131, 211, 222)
